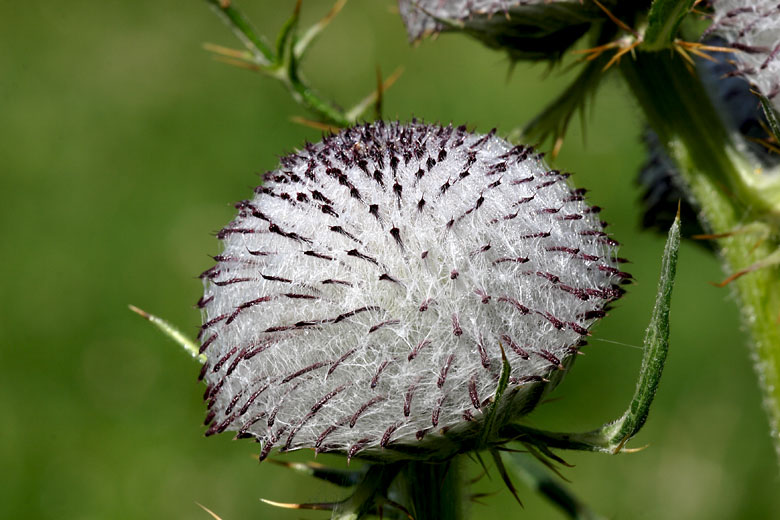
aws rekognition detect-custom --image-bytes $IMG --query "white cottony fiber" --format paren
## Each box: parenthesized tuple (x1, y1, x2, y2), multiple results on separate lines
(198, 122, 626, 459)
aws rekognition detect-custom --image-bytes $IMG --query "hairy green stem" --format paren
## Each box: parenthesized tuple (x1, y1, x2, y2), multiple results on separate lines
(620, 51, 780, 461)
(205, 0, 274, 64)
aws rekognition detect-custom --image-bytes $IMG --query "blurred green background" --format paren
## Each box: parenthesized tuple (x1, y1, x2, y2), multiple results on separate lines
(2, 1, 778, 518)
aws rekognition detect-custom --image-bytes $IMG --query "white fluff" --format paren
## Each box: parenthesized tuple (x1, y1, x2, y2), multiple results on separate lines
(198, 122, 625, 458)
(710, 0, 780, 112)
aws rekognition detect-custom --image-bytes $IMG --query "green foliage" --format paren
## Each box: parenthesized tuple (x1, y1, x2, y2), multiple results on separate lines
(759, 93, 780, 144)
(643, 0, 697, 50)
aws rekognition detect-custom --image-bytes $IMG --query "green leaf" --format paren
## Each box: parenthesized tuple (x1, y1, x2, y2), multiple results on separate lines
(604, 209, 679, 445)
(759, 93, 780, 144)
(479, 343, 511, 448)
(643, 0, 696, 51)
(275, 0, 301, 65)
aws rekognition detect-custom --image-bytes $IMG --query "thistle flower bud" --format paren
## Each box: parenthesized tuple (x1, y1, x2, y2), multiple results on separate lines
(398, 0, 606, 60)
(198, 121, 626, 461)
(708, 0, 780, 111)
(638, 38, 779, 236)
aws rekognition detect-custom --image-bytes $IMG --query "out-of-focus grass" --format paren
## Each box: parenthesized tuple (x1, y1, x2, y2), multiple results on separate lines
(1, 1, 777, 518)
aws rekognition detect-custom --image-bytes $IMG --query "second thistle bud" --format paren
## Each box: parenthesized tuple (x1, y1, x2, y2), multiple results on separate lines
(398, 0, 609, 60)
(198, 122, 627, 462)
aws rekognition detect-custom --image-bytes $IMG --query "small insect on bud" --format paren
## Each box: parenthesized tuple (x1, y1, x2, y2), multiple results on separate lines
(708, 0, 780, 112)
(199, 121, 626, 461)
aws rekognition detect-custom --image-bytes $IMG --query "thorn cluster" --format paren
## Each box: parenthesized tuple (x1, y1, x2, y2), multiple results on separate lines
(198, 121, 627, 460)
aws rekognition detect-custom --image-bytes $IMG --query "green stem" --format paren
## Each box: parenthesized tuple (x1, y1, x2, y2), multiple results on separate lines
(203, 0, 357, 127)
(620, 51, 780, 461)
(390, 458, 465, 520)
(205, 0, 274, 64)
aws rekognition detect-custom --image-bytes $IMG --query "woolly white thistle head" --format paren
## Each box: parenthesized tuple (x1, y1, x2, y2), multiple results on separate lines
(198, 121, 627, 462)
(708, 0, 780, 111)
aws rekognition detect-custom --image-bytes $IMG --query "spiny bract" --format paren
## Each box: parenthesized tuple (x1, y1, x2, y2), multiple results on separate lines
(198, 121, 627, 461)
(708, 0, 780, 111)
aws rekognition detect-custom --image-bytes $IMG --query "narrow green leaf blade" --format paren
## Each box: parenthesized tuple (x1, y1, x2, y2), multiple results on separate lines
(607, 210, 680, 446)
(759, 93, 780, 144)
(275, 0, 301, 64)
(479, 343, 511, 448)
(490, 449, 523, 506)
(643, 0, 696, 51)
